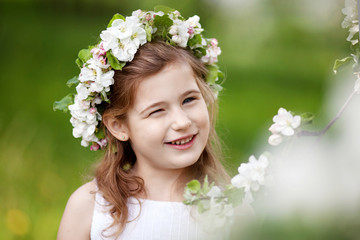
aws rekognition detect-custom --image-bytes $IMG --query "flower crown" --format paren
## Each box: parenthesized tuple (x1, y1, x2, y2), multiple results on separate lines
(54, 6, 223, 151)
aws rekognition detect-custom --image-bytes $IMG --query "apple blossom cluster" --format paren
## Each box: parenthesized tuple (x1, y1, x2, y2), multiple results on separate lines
(231, 154, 270, 203)
(170, 15, 203, 47)
(341, 0, 359, 45)
(335, 0, 360, 95)
(268, 108, 301, 146)
(202, 39, 222, 65)
(54, 8, 223, 150)
(68, 44, 114, 149)
(197, 186, 234, 230)
(183, 177, 237, 231)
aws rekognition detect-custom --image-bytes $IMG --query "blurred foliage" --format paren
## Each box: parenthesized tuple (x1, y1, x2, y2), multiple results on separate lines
(231, 214, 360, 240)
(0, 0, 350, 238)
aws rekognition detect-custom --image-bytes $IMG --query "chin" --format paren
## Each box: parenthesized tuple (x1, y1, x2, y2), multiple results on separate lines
(172, 153, 202, 169)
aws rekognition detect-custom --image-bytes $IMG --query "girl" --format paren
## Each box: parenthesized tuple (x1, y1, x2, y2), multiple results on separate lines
(56, 8, 229, 240)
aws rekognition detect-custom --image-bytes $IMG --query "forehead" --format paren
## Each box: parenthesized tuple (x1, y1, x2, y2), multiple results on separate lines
(132, 62, 199, 107)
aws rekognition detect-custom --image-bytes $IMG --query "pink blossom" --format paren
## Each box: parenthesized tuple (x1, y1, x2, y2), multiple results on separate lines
(99, 138, 108, 148)
(211, 38, 218, 47)
(145, 14, 152, 21)
(89, 108, 97, 114)
(188, 27, 194, 35)
(201, 39, 221, 64)
(90, 143, 100, 151)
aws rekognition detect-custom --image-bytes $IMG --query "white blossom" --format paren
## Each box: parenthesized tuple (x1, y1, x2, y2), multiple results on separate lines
(76, 58, 114, 101)
(269, 107, 301, 137)
(342, 0, 359, 45)
(268, 134, 283, 146)
(75, 83, 91, 101)
(169, 19, 190, 47)
(90, 43, 108, 67)
(68, 95, 101, 147)
(207, 186, 223, 198)
(133, 10, 163, 21)
(131, 9, 143, 18)
(186, 15, 203, 37)
(201, 38, 221, 64)
(78, 65, 96, 83)
(100, 16, 147, 62)
(196, 199, 234, 231)
(89, 69, 115, 93)
(231, 154, 269, 203)
(169, 15, 204, 47)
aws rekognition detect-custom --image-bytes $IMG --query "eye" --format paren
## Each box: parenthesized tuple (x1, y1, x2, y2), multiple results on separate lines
(149, 109, 163, 116)
(183, 97, 196, 104)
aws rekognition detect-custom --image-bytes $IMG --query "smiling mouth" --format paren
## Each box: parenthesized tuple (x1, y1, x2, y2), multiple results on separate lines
(166, 134, 196, 145)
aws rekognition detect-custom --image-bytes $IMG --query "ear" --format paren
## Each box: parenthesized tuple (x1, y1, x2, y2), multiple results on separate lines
(102, 112, 129, 141)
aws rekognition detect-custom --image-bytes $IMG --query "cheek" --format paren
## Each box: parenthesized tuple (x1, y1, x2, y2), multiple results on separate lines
(194, 102, 211, 130)
(129, 119, 164, 143)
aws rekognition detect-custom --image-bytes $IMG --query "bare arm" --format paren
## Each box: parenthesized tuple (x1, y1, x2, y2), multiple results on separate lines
(57, 181, 96, 240)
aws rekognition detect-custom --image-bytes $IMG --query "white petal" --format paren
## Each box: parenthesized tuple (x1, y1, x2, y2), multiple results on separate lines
(291, 116, 301, 128)
(281, 126, 295, 136)
(268, 134, 283, 146)
(207, 186, 222, 198)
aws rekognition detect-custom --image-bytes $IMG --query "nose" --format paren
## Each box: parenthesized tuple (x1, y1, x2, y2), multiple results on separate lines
(170, 108, 191, 131)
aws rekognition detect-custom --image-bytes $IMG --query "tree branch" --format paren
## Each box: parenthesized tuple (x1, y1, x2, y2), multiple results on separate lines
(297, 90, 356, 137)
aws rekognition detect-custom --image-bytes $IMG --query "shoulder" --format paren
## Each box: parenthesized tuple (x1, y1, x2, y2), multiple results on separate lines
(57, 180, 97, 240)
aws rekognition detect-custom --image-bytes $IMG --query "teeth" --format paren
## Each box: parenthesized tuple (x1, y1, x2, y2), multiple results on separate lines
(171, 136, 194, 145)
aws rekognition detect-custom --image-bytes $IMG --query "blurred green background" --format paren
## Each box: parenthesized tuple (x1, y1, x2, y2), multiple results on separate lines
(0, 0, 350, 238)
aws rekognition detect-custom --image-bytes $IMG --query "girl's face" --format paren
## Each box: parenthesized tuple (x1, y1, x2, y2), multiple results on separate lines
(124, 61, 210, 173)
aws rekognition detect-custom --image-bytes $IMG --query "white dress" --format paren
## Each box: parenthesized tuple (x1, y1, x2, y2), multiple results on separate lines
(90, 191, 228, 240)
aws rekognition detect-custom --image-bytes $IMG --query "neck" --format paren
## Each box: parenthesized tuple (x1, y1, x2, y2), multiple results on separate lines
(133, 163, 190, 202)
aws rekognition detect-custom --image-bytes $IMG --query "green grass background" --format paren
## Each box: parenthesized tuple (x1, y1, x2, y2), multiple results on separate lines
(0, 0, 350, 238)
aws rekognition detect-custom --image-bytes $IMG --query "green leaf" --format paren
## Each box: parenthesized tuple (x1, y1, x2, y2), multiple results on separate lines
(300, 112, 314, 125)
(85, 95, 95, 101)
(188, 34, 202, 48)
(186, 180, 201, 194)
(145, 24, 152, 42)
(100, 90, 110, 103)
(75, 58, 83, 69)
(203, 175, 210, 193)
(191, 47, 206, 58)
(209, 83, 223, 93)
(153, 15, 173, 34)
(183, 199, 191, 205)
(53, 94, 74, 112)
(224, 186, 244, 207)
(217, 70, 224, 82)
(78, 49, 92, 64)
(106, 51, 125, 70)
(154, 5, 175, 14)
(66, 76, 79, 88)
(333, 56, 353, 73)
(107, 13, 125, 28)
(95, 128, 105, 139)
(206, 64, 220, 84)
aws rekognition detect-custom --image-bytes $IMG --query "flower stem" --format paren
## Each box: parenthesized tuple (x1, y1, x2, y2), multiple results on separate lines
(297, 90, 356, 137)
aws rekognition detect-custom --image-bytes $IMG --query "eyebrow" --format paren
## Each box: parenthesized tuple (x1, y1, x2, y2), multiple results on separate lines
(138, 89, 201, 115)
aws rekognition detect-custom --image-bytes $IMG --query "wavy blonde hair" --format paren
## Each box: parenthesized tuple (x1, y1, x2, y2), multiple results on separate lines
(95, 41, 229, 237)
